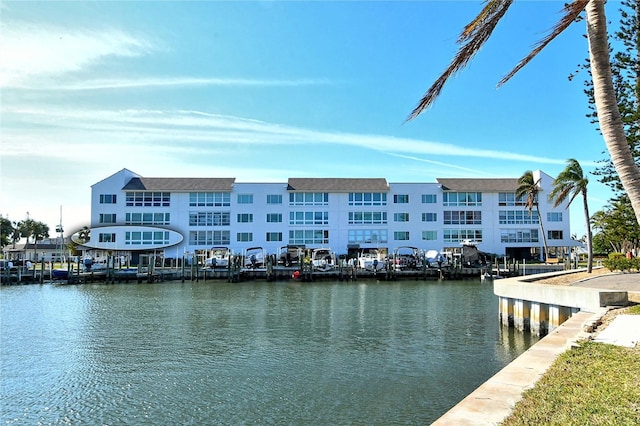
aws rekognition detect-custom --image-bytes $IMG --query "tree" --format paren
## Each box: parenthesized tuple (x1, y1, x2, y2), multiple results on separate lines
(406, 0, 640, 226)
(516, 170, 549, 262)
(77, 226, 90, 244)
(548, 159, 593, 272)
(18, 219, 50, 261)
(578, 0, 639, 199)
(0, 217, 12, 250)
(591, 199, 640, 253)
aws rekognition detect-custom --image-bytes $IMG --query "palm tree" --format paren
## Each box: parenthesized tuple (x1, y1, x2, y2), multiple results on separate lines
(406, 0, 640, 226)
(549, 159, 593, 272)
(18, 219, 50, 261)
(516, 171, 549, 262)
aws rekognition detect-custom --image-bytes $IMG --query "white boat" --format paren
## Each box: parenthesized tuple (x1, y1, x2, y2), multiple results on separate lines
(425, 249, 450, 268)
(205, 247, 230, 268)
(311, 248, 336, 272)
(357, 249, 387, 271)
(244, 247, 266, 269)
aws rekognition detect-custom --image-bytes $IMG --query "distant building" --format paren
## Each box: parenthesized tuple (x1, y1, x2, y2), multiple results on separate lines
(84, 168, 573, 263)
(6, 237, 74, 262)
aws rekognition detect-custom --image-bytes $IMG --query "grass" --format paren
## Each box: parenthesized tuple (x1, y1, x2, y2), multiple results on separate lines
(502, 307, 640, 426)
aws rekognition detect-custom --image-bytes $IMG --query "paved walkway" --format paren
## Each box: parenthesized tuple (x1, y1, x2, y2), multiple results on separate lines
(571, 272, 640, 293)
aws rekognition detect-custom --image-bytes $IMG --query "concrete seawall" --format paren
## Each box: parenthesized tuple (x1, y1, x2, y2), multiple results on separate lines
(494, 273, 628, 336)
(433, 269, 637, 425)
(432, 309, 603, 425)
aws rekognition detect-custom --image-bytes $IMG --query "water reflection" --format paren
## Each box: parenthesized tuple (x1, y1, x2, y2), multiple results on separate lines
(1, 280, 537, 425)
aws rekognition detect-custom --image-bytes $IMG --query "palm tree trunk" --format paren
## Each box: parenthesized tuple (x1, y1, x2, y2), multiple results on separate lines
(583, 191, 593, 273)
(586, 0, 640, 225)
(536, 206, 549, 262)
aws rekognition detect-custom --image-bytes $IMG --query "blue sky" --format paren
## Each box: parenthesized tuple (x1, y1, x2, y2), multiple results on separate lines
(0, 1, 621, 238)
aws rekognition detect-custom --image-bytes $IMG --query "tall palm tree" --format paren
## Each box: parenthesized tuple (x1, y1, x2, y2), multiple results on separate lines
(549, 159, 593, 272)
(406, 0, 640, 226)
(516, 171, 549, 262)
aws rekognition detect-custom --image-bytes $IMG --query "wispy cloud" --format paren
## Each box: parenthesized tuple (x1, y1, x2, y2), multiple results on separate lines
(1, 107, 587, 168)
(0, 20, 155, 88)
(32, 77, 333, 91)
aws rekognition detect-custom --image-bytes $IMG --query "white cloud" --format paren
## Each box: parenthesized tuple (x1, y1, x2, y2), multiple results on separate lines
(1, 107, 594, 168)
(0, 20, 154, 88)
(34, 77, 332, 91)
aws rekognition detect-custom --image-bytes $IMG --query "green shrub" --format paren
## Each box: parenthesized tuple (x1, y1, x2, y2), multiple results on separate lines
(603, 252, 640, 271)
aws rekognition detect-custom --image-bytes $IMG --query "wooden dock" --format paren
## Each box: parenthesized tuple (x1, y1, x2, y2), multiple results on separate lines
(2, 265, 495, 285)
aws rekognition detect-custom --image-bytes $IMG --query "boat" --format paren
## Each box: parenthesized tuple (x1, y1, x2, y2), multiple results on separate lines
(424, 250, 450, 268)
(357, 249, 387, 271)
(278, 245, 303, 267)
(390, 246, 421, 270)
(205, 247, 230, 268)
(52, 269, 69, 280)
(460, 240, 490, 268)
(244, 247, 266, 269)
(310, 248, 337, 272)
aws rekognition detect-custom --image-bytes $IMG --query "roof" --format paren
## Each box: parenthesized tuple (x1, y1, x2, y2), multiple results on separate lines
(122, 177, 236, 191)
(436, 178, 519, 192)
(287, 178, 389, 192)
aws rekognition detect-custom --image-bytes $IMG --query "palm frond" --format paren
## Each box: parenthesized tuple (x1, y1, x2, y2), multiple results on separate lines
(406, 0, 514, 121)
(459, 0, 505, 42)
(498, 0, 589, 87)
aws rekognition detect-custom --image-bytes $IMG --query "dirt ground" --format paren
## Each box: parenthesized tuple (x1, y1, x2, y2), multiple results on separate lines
(534, 267, 613, 286)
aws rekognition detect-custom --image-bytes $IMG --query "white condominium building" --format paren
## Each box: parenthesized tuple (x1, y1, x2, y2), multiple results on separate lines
(85, 168, 572, 262)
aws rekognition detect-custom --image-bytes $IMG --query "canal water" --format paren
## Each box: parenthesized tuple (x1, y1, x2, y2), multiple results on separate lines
(1, 279, 537, 425)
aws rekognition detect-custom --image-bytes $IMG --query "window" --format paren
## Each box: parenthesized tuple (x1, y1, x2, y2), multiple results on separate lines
(499, 192, 526, 206)
(349, 192, 387, 206)
(289, 229, 329, 245)
(237, 213, 253, 223)
(547, 212, 563, 222)
(266, 232, 283, 242)
(237, 194, 253, 204)
(100, 194, 117, 204)
(499, 210, 538, 225)
(394, 194, 409, 204)
(266, 213, 282, 223)
(394, 213, 410, 222)
(99, 214, 116, 224)
(98, 233, 116, 243)
(289, 192, 329, 206)
(126, 212, 170, 225)
(189, 212, 230, 227)
(126, 192, 170, 207)
(443, 192, 482, 206)
(190, 192, 230, 207)
(347, 229, 388, 244)
(289, 211, 329, 225)
(548, 230, 563, 240)
(422, 213, 437, 222)
(422, 194, 437, 204)
(444, 229, 482, 243)
(348, 211, 387, 225)
(237, 232, 253, 242)
(125, 231, 169, 246)
(267, 194, 282, 204)
(422, 230, 437, 241)
(443, 211, 482, 225)
(394, 231, 410, 241)
(500, 229, 539, 243)
(189, 230, 231, 246)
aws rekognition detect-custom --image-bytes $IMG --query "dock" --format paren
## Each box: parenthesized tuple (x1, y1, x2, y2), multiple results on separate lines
(2, 262, 497, 285)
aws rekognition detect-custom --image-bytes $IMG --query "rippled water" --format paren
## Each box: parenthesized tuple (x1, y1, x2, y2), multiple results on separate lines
(1, 280, 536, 425)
